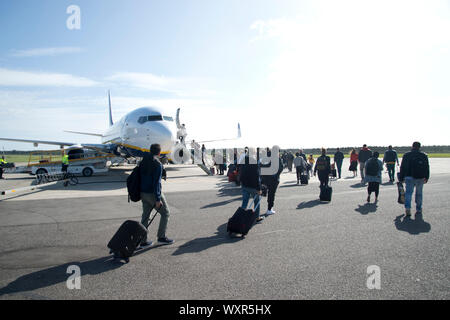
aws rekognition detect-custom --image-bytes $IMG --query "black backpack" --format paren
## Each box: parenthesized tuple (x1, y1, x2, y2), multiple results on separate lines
(411, 153, 427, 179)
(366, 158, 379, 176)
(127, 164, 141, 202)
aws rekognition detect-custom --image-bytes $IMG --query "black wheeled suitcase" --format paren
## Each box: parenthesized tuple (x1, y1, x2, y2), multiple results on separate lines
(227, 198, 260, 237)
(320, 185, 332, 202)
(397, 182, 405, 204)
(108, 220, 148, 263)
(300, 175, 309, 185)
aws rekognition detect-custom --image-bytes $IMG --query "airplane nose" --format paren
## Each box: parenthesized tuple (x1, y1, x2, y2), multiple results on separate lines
(151, 124, 175, 152)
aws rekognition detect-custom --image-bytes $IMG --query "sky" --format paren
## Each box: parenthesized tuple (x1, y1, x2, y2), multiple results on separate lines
(0, 0, 449, 151)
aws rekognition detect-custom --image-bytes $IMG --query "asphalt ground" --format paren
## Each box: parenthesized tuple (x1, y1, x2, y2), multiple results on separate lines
(0, 160, 449, 300)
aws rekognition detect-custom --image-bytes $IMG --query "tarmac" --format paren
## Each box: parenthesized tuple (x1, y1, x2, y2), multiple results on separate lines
(0, 158, 449, 300)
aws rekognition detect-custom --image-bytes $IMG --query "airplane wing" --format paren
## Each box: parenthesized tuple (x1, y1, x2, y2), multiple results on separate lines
(0, 137, 76, 148)
(0, 137, 117, 154)
(64, 130, 104, 137)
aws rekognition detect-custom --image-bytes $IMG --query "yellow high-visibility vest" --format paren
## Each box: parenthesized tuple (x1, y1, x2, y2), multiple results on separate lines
(62, 155, 69, 165)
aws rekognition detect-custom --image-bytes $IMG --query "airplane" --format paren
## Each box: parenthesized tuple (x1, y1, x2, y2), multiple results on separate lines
(0, 91, 241, 164)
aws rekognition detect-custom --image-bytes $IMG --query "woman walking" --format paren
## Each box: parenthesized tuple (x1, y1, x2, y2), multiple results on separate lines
(307, 154, 315, 177)
(364, 151, 383, 203)
(349, 149, 358, 177)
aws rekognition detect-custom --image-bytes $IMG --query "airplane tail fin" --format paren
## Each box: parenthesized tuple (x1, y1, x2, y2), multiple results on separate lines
(108, 90, 114, 126)
(237, 123, 242, 138)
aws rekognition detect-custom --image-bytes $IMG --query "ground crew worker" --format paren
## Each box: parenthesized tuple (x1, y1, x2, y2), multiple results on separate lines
(61, 153, 69, 176)
(0, 156, 7, 179)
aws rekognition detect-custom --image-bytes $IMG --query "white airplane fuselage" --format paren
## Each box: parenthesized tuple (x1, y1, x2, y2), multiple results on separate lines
(102, 107, 177, 157)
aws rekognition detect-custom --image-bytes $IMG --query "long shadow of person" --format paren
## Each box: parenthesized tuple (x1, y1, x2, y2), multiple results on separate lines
(172, 223, 243, 256)
(394, 213, 431, 235)
(0, 255, 124, 298)
(350, 183, 366, 188)
(201, 197, 242, 209)
(297, 200, 328, 209)
(355, 203, 378, 215)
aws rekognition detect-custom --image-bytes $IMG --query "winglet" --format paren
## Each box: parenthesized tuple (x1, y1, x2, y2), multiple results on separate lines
(237, 123, 242, 138)
(108, 90, 114, 126)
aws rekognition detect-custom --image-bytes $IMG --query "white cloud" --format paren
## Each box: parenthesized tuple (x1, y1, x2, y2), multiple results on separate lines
(10, 47, 84, 57)
(0, 68, 99, 87)
(106, 72, 216, 97)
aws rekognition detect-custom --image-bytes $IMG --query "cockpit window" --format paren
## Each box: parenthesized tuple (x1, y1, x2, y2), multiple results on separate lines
(138, 116, 147, 124)
(138, 114, 173, 124)
(163, 116, 174, 121)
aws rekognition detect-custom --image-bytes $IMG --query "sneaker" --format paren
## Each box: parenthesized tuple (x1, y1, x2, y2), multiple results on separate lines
(256, 216, 265, 223)
(266, 209, 276, 216)
(157, 237, 174, 245)
(405, 208, 411, 217)
(139, 240, 153, 249)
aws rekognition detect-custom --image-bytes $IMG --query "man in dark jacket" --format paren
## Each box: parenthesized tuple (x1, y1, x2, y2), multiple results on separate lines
(399, 142, 429, 217)
(240, 151, 263, 223)
(334, 148, 344, 179)
(298, 149, 307, 161)
(314, 148, 331, 187)
(261, 148, 284, 216)
(383, 145, 399, 182)
(139, 144, 173, 247)
(358, 144, 373, 183)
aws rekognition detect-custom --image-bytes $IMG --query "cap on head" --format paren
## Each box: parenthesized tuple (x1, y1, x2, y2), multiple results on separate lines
(412, 141, 421, 149)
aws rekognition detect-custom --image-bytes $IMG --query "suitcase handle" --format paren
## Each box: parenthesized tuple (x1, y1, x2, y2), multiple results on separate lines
(247, 196, 261, 211)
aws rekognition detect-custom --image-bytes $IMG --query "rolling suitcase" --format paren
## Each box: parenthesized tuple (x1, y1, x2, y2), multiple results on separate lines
(227, 198, 260, 237)
(108, 209, 158, 262)
(319, 178, 333, 201)
(397, 182, 405, 204)
(300, 174, 309, 185)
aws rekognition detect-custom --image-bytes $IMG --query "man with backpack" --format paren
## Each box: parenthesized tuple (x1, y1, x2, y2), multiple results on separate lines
(364, 151, 383, 203)
(399, 142, 430, 217)
(358, 144, 373, 184)
(314, 148, 331, 187)
(239, 149, 263, 223)
(383, 145, 399, 182)
(139, 144, 173, 247)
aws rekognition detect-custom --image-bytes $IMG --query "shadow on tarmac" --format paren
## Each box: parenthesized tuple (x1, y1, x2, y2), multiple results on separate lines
(297, 200, 329, 209)
(394, 214, 431, 235)
(355, 203, 378, 215)
(350, 183, 366, 188)
(0, 256, 123, 298)
(172, 223, 243, 256)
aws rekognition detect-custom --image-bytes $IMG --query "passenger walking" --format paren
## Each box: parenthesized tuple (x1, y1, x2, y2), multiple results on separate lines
(383, 145, 399, 182)
(139, 144, 174, 247)
(261, 148, 284, 216)
(287, 152, 294, 172)
(314, 148, 331, 187)
(307, 154, 315, 177)
(334, 148, 344, 179)
(298, 149, 307, 161)
(349, 149, 358, 177)
(358, 144, 372, 183)
(399, 142, 430, 217)
(294, 152, 307, 185)
(364, 151, 383, 203)
(239, 150, 263, 223)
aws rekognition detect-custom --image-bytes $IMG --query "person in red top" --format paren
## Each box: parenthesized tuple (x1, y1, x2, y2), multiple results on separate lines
(349, 149, 358, 177)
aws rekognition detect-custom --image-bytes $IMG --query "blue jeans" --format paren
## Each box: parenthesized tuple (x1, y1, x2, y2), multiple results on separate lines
(241, 187, 261, 218)
(404, 177, 424, 210)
